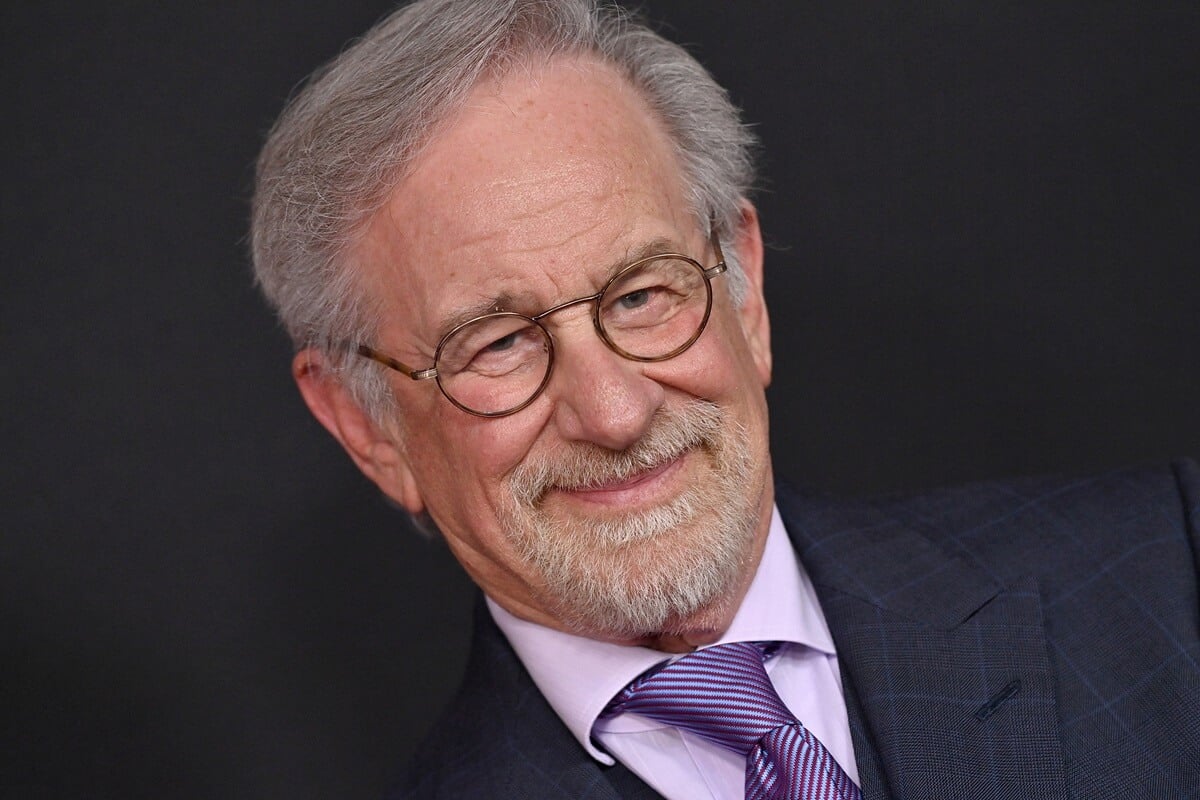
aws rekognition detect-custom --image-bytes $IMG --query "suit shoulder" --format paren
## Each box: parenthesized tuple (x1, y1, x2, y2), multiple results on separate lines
(857, 459, 1198, 590)
(783, 457, 1195, 523)
(780, 458, 1199, 591)
(865, 459, 1194, 539)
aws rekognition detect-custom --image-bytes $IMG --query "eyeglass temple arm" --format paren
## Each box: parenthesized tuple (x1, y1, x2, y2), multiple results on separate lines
(705, 229, 728, 278)
(355, 344, 438, 381)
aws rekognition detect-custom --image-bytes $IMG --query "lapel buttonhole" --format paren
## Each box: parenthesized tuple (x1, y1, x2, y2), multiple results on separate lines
(974, 679, 1022, 721)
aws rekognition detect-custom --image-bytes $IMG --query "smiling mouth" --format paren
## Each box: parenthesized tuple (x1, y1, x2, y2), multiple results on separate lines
(550, 452, 688, 507)
(509, 399, 726, 510)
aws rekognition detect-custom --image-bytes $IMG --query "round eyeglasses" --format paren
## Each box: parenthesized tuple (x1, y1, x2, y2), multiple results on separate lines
(355, 232, 728, 417)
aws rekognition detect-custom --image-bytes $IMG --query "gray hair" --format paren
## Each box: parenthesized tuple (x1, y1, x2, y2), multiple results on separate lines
(251, 0, 758, 423)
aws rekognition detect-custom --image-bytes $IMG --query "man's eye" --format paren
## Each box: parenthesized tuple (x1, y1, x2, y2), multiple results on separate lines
(484, 332, 519, 352)
(617, 289, 652, 310)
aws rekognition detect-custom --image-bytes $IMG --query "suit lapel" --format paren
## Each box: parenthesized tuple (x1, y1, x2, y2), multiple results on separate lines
(778, 486, 1070, 800)
(399, 596, 660, 799)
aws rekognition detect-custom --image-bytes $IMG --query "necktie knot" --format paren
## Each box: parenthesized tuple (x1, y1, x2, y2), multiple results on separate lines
(607, 642, 790, 754)
(604, 641, 861, 800)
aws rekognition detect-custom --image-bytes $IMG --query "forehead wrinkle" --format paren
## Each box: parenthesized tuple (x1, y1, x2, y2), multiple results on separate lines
(447, 166, 618, 255)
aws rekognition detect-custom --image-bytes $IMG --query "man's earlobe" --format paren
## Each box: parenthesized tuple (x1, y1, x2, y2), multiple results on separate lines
(292, 348, 426, 514)
(733, 201, 773, 387)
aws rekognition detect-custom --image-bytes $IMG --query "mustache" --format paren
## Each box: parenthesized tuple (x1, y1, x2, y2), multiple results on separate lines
(508, 400, 725, 507)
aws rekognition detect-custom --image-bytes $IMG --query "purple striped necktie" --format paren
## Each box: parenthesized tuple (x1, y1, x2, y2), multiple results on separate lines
(605, 641, 861, 800)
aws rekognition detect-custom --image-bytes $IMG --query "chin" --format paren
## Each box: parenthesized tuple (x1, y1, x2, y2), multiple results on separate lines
(501, 399, 767, 640)
(535, 510, 756, 641)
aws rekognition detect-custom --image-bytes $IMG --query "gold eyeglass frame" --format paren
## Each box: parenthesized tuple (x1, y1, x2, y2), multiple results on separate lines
(356, 230, 728, 418)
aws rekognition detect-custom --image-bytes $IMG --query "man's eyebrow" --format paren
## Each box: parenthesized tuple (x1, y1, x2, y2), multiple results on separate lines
(435, 290, 531, 340)
(432, 236, 690, 338)
(615, 237, 687, 273)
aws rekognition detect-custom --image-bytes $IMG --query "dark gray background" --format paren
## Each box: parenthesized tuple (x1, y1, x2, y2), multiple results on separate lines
(4, 2, 1197, 798)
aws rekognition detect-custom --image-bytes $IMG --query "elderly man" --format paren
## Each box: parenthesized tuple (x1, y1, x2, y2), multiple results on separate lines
(251, 1, 1199, 798)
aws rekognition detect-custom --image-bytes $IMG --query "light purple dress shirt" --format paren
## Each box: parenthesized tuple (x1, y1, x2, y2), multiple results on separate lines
(488, 506, 859, 800)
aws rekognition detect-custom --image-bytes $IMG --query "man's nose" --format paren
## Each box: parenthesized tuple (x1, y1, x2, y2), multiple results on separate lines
(546, 319, 665, 451)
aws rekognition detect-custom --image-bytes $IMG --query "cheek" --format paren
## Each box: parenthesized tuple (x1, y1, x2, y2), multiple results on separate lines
(714, 294, 769, 379)
(404, 404, 544, 507)
(679, 310, 760, 392)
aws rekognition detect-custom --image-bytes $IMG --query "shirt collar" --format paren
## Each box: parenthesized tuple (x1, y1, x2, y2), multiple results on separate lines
(487, 505, 834, 764)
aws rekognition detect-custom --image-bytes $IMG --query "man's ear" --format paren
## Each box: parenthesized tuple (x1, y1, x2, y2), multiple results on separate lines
(731, 200, 772, 387)
(292, 348, 425, 514)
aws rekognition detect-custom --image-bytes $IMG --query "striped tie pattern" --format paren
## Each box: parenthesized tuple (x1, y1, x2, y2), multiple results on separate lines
(605, 642, 861, 800)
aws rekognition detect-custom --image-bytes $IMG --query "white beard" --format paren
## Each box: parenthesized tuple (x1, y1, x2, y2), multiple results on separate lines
(501, 399, 763, 639)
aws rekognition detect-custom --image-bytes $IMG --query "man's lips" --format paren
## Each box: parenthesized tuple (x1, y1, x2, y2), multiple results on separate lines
(549, 454, 686, 507)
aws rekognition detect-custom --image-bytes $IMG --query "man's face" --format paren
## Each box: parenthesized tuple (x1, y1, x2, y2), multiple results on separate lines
(352, 59, 774, 647)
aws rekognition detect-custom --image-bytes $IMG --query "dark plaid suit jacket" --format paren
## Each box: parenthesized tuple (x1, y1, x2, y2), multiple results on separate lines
(393, 460, 1200, 799)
